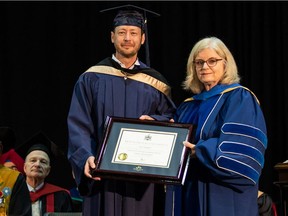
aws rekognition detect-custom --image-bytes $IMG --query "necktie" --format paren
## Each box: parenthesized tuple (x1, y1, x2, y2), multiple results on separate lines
(31, 190, 41, 216)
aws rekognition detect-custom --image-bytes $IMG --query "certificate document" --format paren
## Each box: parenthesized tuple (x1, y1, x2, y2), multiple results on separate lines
(112, 128, 177, 168)
(93, 116, 194, 185)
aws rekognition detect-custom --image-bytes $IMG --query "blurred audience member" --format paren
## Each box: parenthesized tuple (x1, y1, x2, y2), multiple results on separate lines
(0, 149, 25, 174)
(0, 127, 25, 174)
(0, 138, 32, 215)
(69, 171, 83, 212)
(258, 190, 277, 216)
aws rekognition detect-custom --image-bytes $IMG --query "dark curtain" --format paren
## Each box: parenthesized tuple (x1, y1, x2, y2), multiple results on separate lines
(0, 0, 287, 204)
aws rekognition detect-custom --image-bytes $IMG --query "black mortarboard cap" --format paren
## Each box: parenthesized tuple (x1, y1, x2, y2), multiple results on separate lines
(16, 131, 62, 159)
(0, 127, 16, 153)
(112, 10, 145, 32)
(26, 143, 51, 158)
(100, 4, 160, 67)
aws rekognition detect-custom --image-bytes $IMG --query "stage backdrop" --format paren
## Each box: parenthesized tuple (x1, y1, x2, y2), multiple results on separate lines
(0, 1, 287, 202)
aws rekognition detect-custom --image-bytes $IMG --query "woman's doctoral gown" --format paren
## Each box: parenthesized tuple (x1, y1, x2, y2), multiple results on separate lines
(165, 83, 267, 216)
(67, 58, 176, 216)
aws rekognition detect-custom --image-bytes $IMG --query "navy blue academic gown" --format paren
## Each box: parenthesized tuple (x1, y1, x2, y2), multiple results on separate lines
(67, 58, 176, 216)
(165, 84, 268, 216)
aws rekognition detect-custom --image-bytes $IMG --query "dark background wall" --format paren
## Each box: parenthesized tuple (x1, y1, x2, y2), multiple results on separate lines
(0, 1, 287, 202)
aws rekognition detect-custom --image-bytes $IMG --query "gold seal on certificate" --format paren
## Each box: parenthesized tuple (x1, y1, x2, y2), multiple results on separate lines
(118, 153, 128, 161)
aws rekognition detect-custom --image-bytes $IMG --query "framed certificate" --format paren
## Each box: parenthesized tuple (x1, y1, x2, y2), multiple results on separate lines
(91, 116, 194, 185)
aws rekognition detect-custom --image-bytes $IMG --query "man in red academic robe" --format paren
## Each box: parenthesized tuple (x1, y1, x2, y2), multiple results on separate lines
(22, 135, 74, 215)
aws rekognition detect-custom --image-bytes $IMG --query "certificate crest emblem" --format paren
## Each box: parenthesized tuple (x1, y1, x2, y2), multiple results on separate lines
(133, 166, 143, 172)
(144, 134, 151, 141)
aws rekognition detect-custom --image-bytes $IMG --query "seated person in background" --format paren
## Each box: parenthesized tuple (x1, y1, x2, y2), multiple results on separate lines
(0, 148, 25, 174)
(0, 126, 25, 174)
(69, 171, 83, 212)
(19, 132, 74, 215)
(258, 190, 277, 216)
(0, 140, 32, 215)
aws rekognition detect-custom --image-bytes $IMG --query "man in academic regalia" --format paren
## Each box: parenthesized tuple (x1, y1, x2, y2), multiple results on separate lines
(20, 132, 74, 215)
(67, 6, 176, 216)
(0, 132, 32, 216)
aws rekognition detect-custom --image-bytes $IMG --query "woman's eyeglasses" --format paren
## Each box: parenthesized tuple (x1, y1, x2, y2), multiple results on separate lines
(193, 58, 223, 68)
